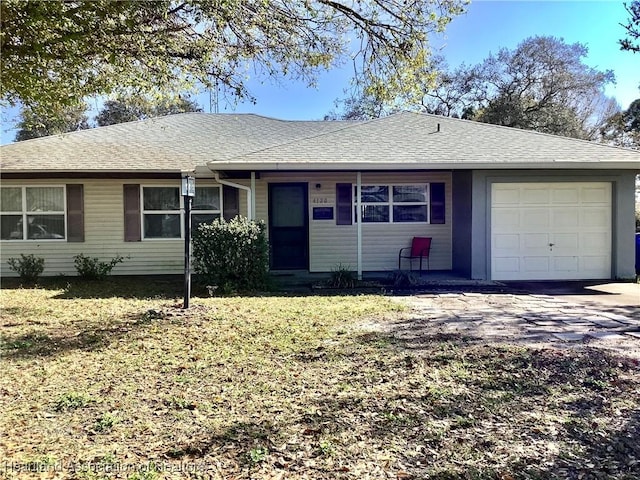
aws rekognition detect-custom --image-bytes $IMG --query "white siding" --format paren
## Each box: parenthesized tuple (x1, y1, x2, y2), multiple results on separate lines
(1, 173, 453, 276)
(253, 171, 452, 272)
(0, 178, 222, 277)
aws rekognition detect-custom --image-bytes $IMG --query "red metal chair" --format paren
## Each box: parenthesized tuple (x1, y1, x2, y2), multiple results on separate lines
(398, 237, 432, 273)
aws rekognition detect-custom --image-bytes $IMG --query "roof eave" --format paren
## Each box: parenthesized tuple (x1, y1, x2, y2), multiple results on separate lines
(207, 161, 640, 171)
(0, 169, 188, 179)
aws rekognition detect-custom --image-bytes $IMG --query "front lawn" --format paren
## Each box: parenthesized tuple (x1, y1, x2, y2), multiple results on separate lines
(1, 279, 638, 479)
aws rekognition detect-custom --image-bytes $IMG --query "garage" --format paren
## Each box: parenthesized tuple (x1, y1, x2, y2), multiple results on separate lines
(491, 182, 612, 280)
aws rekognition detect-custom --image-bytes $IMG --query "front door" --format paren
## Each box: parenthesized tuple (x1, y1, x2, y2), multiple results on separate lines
(269, 183, 309, 270)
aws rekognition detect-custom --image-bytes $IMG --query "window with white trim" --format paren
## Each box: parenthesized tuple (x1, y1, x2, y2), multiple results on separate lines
(191, 186, 222, 230)
(355, 184, 432, 223)
(141, 186, 221, 239)
(1, 186, 66, 240)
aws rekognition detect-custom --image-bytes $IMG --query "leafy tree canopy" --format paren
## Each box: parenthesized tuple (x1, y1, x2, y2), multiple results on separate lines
(1, 0, 467, 118)
(620, 1, 640, 52)
(15, 102, 90, 142)
(600, 98, 640, 149)
(333, 36, 618, 141)
(428, 36, 617, 139)
(96, 95, 201, 126)
(14, 95, 201, 140)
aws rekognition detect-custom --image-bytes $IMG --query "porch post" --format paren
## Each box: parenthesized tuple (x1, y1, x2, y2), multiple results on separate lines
(250, 172, 256, 220)
(356, 171, 362, 280)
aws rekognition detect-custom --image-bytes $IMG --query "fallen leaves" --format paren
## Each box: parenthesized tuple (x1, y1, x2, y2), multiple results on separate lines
(1, 281, 639, 479)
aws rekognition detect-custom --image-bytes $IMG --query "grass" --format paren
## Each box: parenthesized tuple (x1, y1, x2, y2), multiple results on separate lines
(1, 278, 639, 479)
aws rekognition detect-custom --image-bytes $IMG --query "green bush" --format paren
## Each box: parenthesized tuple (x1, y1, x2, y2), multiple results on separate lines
(7, 254, 45, 283)
(192, 217, 269, 293)
(327, 264, 357, 288)
(74, 253, 125, 280)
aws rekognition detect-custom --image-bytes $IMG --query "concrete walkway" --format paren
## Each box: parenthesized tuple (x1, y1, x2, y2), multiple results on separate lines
(385, 282, 640, 358)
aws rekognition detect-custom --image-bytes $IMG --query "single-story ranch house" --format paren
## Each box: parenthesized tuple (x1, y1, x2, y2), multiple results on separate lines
(1, 112, 639, 281)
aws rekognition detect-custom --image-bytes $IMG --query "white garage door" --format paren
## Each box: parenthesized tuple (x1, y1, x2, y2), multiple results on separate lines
(491, 182, 611, 281)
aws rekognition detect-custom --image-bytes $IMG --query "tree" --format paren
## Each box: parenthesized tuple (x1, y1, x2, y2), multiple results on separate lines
(428, 36, 618, 139)
(421, 57, 483, 118)
(324, 90, 401, 120)
(329, 55, 450, 120)
(1, 0, 466, 119)
(620, 1, 640, 53)
(600, 98, 640, 149)
(14, 103, 90, 141)
(331, 36, 618, 138)
(96, 95, 202, 126)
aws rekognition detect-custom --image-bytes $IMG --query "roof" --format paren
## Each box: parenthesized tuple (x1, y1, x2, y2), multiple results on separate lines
(209, 112, 640, 171)
(2, 112, 638, 173)
(0, 113, 350, 173)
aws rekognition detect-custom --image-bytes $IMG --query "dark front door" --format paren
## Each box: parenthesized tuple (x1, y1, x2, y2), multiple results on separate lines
(269, 183, 309, 270)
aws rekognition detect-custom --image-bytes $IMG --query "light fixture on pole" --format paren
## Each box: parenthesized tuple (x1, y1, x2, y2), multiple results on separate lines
(181, 175, 196, 309)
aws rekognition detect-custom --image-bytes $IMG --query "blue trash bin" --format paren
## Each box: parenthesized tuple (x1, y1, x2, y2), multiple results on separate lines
(636, 233, 640, 275)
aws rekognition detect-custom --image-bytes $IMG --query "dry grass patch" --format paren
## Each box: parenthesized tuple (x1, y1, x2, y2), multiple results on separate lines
(1, 279, 639, 479)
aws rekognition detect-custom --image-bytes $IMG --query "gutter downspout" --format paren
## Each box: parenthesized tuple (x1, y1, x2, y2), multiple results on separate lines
(213, 172, 253, 220)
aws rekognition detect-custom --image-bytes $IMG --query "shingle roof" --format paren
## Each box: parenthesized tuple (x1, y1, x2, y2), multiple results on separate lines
(210, 112, 640, 170)
(2, 111, 638, 173)
(0, 113, 350, 173)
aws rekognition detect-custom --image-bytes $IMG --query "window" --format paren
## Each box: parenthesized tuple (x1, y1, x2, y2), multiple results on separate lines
(392, 185, 428, 223)
(142, 187, 181, 238)
(1, 186, 66, 240)
(191, 186, 222, 230)
(360, 185, 390, 223)
(141, 186, 221, 239)
(351, 183, 445, 224)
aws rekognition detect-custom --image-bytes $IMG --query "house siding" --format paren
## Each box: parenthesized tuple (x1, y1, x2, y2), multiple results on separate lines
(251, 171, 453, 273)
(0, 178, 223, 277)
(2, 173, 452, 277)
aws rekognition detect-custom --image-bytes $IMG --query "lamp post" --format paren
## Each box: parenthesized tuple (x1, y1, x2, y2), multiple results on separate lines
(181, 175, 195, 309)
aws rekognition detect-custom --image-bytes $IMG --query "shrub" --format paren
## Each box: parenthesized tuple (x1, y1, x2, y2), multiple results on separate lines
(327, 264, 357, 288)
(7, 254, 45, 283)
(74, 253, 125, 280)
(192, 217, 269, 293)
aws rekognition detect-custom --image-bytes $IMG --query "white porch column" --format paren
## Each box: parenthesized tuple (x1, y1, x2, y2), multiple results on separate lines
(250, 172, 256, 220)
(356, 171, 362, 280)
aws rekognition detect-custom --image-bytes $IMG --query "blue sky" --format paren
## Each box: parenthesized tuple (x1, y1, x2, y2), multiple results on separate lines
(1, 1, 638, 143)
(202, 0, 639, 119)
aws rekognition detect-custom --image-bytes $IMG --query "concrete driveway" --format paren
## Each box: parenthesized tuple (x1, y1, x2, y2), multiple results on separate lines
(502, 281, 640, 308)
(381, 281, 640, 359)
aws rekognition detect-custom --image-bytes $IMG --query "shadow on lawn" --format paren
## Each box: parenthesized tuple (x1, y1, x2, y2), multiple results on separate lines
(0, 310, 165, 359)
(158, 329, 639, 478)
(3, 276, 378, 300)
(166, 421, 279, 465)
(308, 332, 638, 478)
(1, 276, 188, 300)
